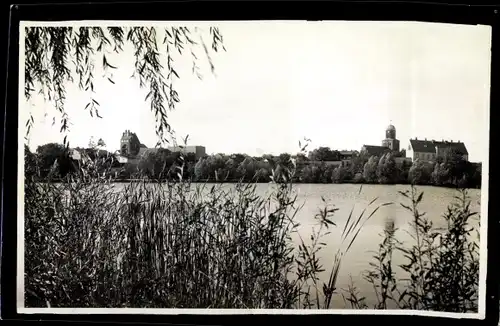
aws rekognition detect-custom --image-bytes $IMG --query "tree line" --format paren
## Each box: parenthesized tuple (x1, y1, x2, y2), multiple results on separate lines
(25, 143, 482, 189)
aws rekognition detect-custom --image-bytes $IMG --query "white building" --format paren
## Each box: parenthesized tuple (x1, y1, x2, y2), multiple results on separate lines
(407, 138, 469, 163)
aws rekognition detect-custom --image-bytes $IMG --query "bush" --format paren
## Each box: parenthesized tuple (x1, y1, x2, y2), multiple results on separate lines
(348, 185, 480, 312)
(332, 166, 352, 184)
(352, 173, 364, 184)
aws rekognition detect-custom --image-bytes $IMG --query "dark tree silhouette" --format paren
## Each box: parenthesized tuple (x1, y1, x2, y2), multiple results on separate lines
(308, 147, 340, 162)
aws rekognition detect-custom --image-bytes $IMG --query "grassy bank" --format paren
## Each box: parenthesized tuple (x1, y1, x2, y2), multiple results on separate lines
(24, 154, 480, 311)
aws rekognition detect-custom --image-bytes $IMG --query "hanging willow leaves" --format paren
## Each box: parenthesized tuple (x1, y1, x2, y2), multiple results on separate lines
(24, 26, 225, 145)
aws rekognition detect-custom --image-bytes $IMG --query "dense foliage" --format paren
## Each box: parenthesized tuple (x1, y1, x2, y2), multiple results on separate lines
(27, 143, 481, 189)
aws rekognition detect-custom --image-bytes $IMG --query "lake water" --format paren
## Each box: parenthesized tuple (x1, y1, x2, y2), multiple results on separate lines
(278, 183, 482, 309)
(160, 182, 482, 309)
(20, 182, 482, 310)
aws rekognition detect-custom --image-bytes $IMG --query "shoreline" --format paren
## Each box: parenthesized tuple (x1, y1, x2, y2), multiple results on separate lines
(32, 178, 481, 190)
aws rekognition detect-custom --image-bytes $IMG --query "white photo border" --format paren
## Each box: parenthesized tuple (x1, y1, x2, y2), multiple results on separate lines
(16, 20, 492, 319)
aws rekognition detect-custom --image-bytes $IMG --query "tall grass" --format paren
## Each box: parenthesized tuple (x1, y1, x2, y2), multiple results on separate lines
(25, 172, 297, 307)
(24, 147, 480, 311)
(347, 185, 480, 312)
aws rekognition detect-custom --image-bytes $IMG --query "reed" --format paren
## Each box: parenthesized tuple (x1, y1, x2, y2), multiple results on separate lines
(350, 185, 480, 312)
(24, 147, 479, 311)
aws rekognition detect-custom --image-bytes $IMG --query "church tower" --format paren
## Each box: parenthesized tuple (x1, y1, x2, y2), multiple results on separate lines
(382, 122, 400, 152)
(120, 130, 141, 157)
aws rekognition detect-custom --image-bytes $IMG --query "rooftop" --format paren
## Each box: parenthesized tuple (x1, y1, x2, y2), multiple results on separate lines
(339, 150, 358, 157)
(362, 145, 391, 156)
(409, 138, 468, 155)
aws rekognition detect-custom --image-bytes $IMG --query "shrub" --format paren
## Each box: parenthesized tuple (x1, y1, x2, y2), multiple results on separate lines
(332, 166, 352, 184)
(352, 172, 364, 184)
(359, 185, 480, 312)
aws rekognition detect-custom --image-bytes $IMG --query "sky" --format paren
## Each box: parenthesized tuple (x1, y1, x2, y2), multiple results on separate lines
(21, 21, 492, 163)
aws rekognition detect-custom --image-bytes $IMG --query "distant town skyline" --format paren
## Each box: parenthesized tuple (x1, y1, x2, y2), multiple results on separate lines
(21, 21, 491, 163)
(76, 124, 473, 158)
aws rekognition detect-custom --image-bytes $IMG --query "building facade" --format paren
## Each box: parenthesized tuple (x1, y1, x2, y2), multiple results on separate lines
(167, 146, 207, 160)
(116, 130, 207, 163)
(381, 124, 400, 152)
(361, 124, 401, 157)
(339, 150, 358, 160)
(406, 138, 469, 163)
(339, 150, 358, 167)
(120, 130, 142, 157)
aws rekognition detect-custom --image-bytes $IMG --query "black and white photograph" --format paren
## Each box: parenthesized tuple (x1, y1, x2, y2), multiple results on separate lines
(17, 19, 490, 318)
